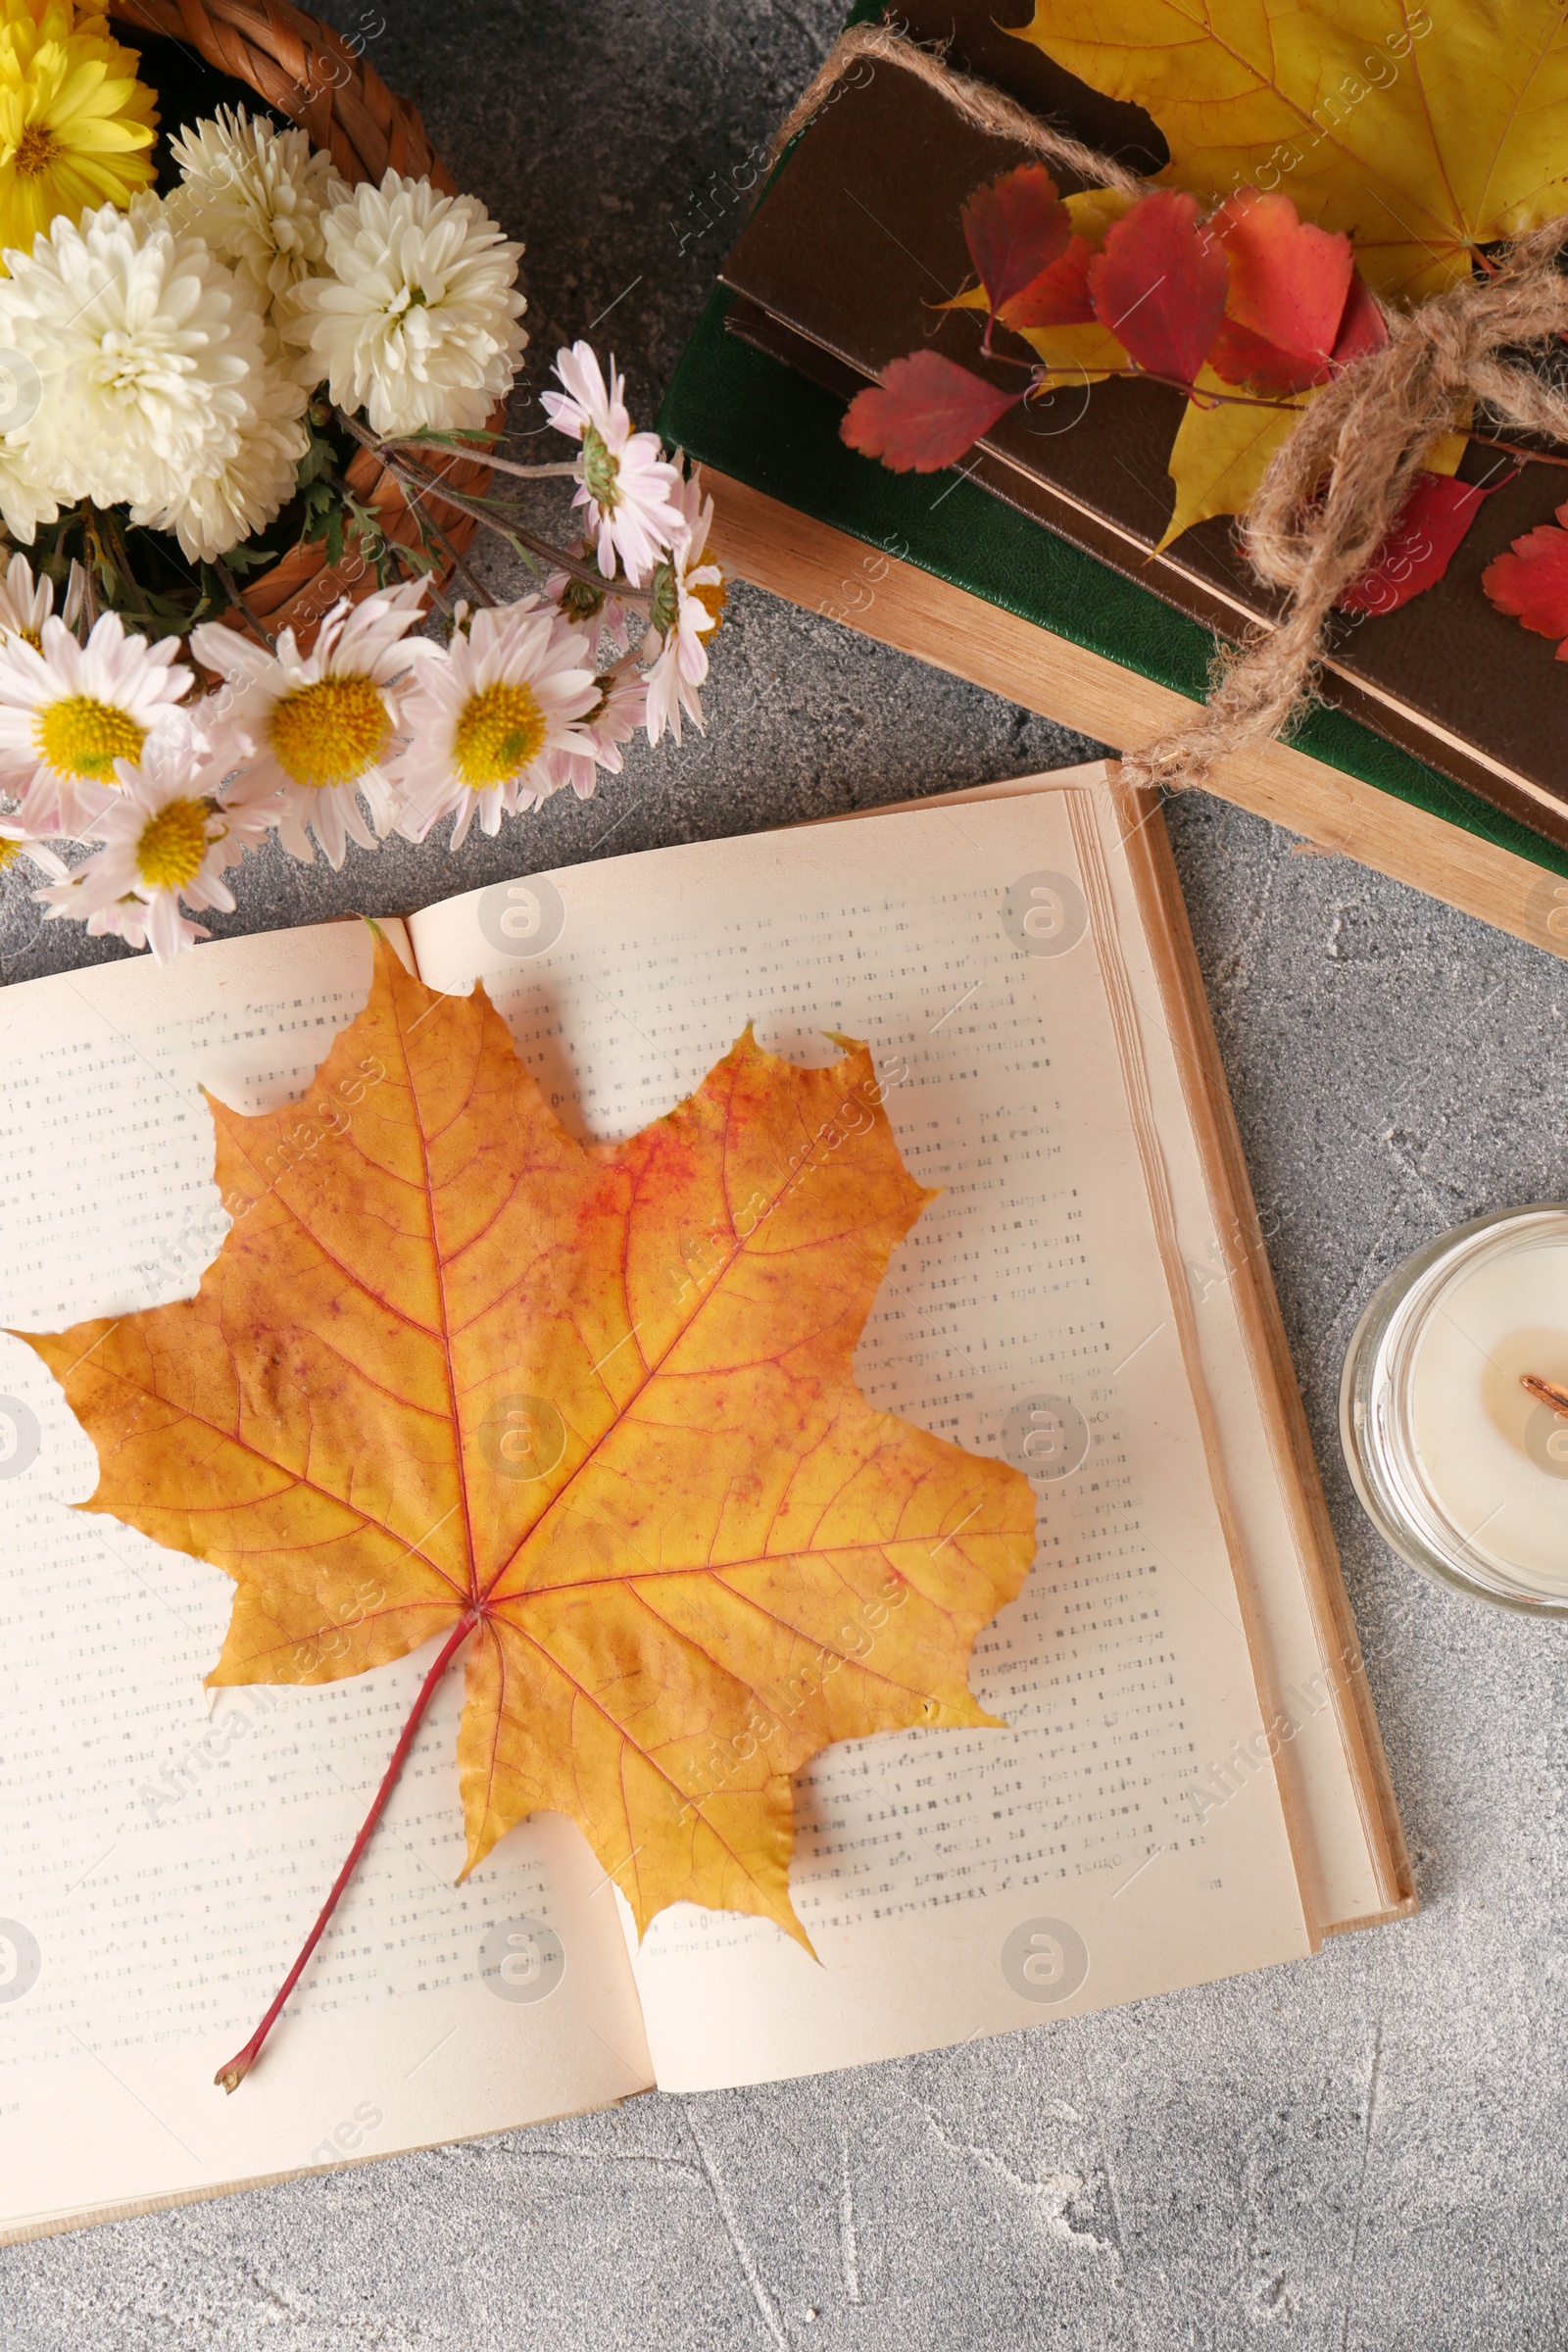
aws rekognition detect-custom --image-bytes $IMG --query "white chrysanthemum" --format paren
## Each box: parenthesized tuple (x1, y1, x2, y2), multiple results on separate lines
(537, 653, 646, 806)
(0, 197, 307, 561)
(0, 608, 194, 835)
(286, 170, 526, 436)
(0, 434, 58, 546)
(35, 722, 261, 960)
(0, 550, 83, 649)
(192, 579, 435, 869)
(149, 337, 310, 564)
(644, 464, 725, 748)
(541, 342, 685, 587)
(166, 107, 347, 309)
(394, 598, 596, 848)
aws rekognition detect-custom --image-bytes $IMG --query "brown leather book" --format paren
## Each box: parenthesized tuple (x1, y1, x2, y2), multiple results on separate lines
(718, 0, 1568, 851)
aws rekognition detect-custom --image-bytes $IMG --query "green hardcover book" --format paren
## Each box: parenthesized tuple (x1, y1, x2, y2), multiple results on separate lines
(658, 7, 1568, 941)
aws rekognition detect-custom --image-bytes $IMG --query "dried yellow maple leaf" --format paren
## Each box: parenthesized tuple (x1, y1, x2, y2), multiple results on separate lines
(1159, 376, 1467, 550)
(1012, 0, 1568, 302)
(22, 931, 1035, 2084)
(1159, 365, 1308, 549)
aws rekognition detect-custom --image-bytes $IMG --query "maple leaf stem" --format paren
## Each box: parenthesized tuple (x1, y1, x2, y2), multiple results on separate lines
(1467, 430, 1568, 471)
(213, 1614, 476, 2094)
(1107, 368, 1306, 413)
(1009, 360, 1306, 415)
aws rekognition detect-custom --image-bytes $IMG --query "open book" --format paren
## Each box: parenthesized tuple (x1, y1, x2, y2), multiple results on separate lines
(0, 764, 1411, 2242)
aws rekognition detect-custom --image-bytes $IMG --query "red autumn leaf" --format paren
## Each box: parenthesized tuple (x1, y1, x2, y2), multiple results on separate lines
(1207, 315, 1322, 394)
(841, 350, 1021, 473)
(1209, 264, 1387, 393)
(962, 165, 1072, 334)
(1000, 232, 1098, 330)
(1340, 468, 1508, 615)
(1087, 189, 1229, 384)
(1215, 190, 1351, 359)
(1206, 188, 1387, 393)
(1482, 499, 1568, 648)
(1329, 272, 1389, 370)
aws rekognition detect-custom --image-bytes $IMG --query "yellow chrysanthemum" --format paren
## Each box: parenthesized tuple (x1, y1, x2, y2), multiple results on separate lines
(0, 0, 156, 258)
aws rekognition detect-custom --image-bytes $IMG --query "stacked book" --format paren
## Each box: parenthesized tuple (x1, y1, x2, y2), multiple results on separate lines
(661, 0, 1568, 955)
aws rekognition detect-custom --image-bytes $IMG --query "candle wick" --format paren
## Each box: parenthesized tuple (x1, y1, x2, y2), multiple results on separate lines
(1520, 1374, 1568, 1420)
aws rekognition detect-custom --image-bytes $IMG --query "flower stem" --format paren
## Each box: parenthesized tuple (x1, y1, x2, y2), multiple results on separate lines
(332, 408, 654, 613)
(394, 460, 654, 612)
(213, 1613, 476, 2093)
(385, 441, 582, 483)
(212, 556, 277, 651)
(396, 476, 492, 609)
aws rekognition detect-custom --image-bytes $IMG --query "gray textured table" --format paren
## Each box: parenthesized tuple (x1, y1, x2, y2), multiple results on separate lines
(4, 4, 1567, 2343)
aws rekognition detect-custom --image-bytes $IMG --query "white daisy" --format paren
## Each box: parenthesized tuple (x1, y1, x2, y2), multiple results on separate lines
(0, 609, 194, 835)
(191, 579, 435, 869)
(394, 598, 597, 849)
(540, 341, 685, 588)
(643, 464, 726, 748)
(0, 818, 67, 883)
(36, 725, 246, 962)
(166, 107, 347, 310)
(208, 758, 284, 866)
(536, 653, 647, 806)
(0, 197, 307, 561)
(286, 170, 526, 436)
(0, 550, 83, 650)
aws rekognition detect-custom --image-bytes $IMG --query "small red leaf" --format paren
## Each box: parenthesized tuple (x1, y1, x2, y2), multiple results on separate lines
(1208, 316, 1326, 395)
(841, 351, 1022, 473)
(1000, 233, 1098, 330)
(1211, 263, 1389, 393)
(962, 165, 1072, 324)
(1212, 189, 1352, 364)
(1088, 190, 1229, 384)
(1340, 469, 1507, 615)
(1482, 500, 1568, 647)
(1205, 190, 1379, 393)
(1331, 273, 1389, 369)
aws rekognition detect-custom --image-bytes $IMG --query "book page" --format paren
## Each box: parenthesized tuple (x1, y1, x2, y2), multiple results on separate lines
(0, 924, 652, 2239)
(807, 771, 1399, 1936)
(409, 788, 1313, 2094)
(1091, 789, 1399, 1935)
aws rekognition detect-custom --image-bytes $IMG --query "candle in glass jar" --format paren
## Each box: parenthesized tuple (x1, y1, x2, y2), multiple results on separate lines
(1342, 1206, 1568, 1613)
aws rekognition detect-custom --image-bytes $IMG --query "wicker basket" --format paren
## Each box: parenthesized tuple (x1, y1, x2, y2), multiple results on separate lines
(106, 0, 498, 648)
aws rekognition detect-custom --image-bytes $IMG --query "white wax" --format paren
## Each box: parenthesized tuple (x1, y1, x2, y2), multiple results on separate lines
(1410, 1236, 1568, 1596)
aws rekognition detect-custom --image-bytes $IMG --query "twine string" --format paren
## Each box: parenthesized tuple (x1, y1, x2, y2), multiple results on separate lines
(774, 26, 1568, 793)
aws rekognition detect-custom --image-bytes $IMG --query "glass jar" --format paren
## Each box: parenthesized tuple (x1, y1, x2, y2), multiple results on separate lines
(1340, 1204, 1568, 1618)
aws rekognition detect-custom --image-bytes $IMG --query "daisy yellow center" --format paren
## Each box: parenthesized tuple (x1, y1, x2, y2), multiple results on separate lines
(452, 680, 547, 789)
(134, 798, 210, 891)
(691, 577, 728, 632)
(14, 124, 58, 179)
(35, 695, 146, 783)
(0, 836, 21, 874)
(267, 675, 391, 789)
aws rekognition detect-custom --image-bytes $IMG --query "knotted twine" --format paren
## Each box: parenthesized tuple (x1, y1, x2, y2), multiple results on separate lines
(772, 25, 1568, 794)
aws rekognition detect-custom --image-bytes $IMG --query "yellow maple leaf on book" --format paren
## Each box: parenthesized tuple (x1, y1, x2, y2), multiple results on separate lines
(20, 929, 1036, 2083)
(1011, 0, 1568, 302)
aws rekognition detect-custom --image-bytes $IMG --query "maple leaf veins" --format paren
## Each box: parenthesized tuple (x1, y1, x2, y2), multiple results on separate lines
(22, 932, 1036, 1961)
